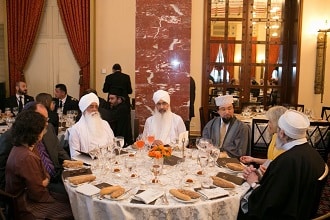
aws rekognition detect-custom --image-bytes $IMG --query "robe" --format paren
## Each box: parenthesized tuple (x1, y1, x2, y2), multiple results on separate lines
(202, 116, 250, 158)
(246, 143, 325, 219)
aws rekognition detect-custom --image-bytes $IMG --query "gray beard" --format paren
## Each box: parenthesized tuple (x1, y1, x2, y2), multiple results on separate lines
(275, 135, 284, 149)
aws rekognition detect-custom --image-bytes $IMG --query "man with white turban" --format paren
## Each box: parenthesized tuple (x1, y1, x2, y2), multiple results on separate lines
(69, 93, 114, 157)
(239, 110, 325, 219)
(202, 95, 250, 158)
(142, 90, 186, 145)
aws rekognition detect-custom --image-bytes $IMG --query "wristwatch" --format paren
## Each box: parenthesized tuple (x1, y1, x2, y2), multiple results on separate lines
(251, 182, 259, 189)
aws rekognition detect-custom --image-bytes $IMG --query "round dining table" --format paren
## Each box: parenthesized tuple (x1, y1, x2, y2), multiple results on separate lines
(63, 148, 250, 220)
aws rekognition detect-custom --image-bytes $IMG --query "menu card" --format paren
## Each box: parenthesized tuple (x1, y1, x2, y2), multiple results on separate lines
(198, 187, 229, 200)
(133, 189, 164, 204)
(75, 183, 100, 196)
(216, 172, 245, 185)
(164, 155, 182, 166)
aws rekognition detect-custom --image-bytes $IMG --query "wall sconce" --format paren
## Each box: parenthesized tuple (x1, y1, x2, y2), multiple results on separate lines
(314, 21, 330, 103)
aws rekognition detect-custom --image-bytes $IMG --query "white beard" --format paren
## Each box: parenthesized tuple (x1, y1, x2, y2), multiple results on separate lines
(84, 111, 106, 139)
(275, 135, 284, 150)
(152, 108, 173, 141)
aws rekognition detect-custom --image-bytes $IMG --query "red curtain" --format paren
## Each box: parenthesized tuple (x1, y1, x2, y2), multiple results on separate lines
(251, 37, 257, 78)
(57, 0, 90, 97)
(268, 37, 280, 79)
(227, 37, 235, 79)
(209, 43, 220, 73)
(6, 0, 45, 95)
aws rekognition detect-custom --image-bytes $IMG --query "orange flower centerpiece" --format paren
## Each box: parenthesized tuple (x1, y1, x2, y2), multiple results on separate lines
(148, 145, 172, 159)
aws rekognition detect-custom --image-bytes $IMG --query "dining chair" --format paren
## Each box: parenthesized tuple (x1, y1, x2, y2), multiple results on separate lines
(296, 104, 304, 112)
(311, 163, 329, 219)
(321, 106, 330, 122)
(306, 121, 330, 162)
(251, 118, 270, 159)
(0, 189, 28, 220)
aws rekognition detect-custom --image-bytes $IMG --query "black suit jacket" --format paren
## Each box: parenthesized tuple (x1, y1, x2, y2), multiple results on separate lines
(0, 123, 70, 190)
(102, 71, 132, 103)
(4, 94, 34, 112)
(54, 95, 79, 115)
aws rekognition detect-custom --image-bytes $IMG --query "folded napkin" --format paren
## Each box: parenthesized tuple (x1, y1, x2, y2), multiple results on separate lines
(217, 158, 241, 167)
(75, 183, 100, 196)
(216, 172, 245, 185)
(134, 189, 164, 204)
(198, 187, 229, 200)
(164, 155, 182, 166)
(67, 174, 96, 185)
(62, 167, 92, 179)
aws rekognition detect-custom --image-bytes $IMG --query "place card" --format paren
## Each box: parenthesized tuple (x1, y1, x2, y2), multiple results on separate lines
(75, 183, 100, 196)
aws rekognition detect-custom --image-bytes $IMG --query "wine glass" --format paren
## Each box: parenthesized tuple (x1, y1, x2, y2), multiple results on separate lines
(151, 160, 163, 184)
(6, 117, 15, 128)
(197, 150, 209, 175)
(115, 136, 125, 157)
(209, 148, 220, 167)
(147, 134, 155, 149)
(135, 134, 145, 156)
(125, 156, 136, 180)
(12, 107, 19, 117)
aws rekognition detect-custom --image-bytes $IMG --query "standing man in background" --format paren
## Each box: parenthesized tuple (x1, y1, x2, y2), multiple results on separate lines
(5, 81, 34, 113)
(53, 83, 79, 115)
(102, 63, 132, 108)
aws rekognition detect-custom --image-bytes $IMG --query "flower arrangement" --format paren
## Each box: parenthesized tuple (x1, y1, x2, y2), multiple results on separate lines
(148, 145, 172, 159)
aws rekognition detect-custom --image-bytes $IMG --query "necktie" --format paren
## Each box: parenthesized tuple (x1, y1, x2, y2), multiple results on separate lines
(59, 100, 63, 108)
(219, 122, 227, 148)
(18, 96, 23, 112)
(36, 141, 55, 177)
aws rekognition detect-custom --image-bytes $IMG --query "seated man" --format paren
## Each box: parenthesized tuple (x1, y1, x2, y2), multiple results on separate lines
(108, 87, 133, 147)
(69, 93, 115, 157)
(142, 89, 186, 145)
(202, 95, 250, 158)
(239, 110, 325, 219)
(4, 81, 34, 113)
(53, 83, 79, 115)
(0, 102, 70, 194)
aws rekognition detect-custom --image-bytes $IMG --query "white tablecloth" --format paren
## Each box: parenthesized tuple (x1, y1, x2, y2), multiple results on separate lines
(64, 150, 250, 220)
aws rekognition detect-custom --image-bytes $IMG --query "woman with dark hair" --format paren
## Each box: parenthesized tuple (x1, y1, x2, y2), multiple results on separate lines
(36, 92, 60, 135)
(5, 111, 73, 219)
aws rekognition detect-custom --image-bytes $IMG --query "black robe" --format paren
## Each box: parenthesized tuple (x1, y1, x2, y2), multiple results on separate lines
(245, 143, 324, 220)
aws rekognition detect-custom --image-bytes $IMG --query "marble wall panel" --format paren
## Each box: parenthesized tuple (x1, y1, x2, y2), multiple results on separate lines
(135, 0, 192, 133)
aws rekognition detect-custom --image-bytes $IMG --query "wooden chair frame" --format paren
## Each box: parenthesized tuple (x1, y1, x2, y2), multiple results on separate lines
(306, 121, 330, 162)
(321, 106, 330, 122)
(251, 118, 270, 158)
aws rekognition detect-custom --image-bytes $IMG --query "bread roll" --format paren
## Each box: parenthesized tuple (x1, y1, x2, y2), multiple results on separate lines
(211, 176, 235, 188)
(99, 185, 122, 196)
(177, 189, 200, 199)
(169, 189, 191, 201)
(67, 174, 96, 185)
(63, 160, 83, 168)
(226, 162, 244, 171)
(110, 187, 125, 198)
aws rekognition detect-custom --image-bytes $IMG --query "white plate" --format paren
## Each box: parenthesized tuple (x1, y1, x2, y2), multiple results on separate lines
(171, 195, 199, 203)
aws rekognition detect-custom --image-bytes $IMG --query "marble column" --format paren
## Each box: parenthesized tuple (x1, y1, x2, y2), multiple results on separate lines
(135, 0, 192, 133)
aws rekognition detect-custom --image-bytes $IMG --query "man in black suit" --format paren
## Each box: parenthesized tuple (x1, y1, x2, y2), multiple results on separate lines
(4, 81, 34, 113)
(102, 63, 132, 108)
(53, 83, 79, 115)
(0, 102, 70, 194)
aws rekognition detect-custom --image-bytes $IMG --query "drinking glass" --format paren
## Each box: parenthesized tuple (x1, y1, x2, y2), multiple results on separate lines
(12, 107, 19, 117)
(115, 136, 125, 157)
(125, 156, 136, 179)
(6, 117, 15, 128)
(151, 159, 163, 184)
(147, 134, 155, 149)
(197, 150, 209, 175)
(4, 108, 11, 118)
(135, 134, 145, 156)
(209, 148, 220, 167)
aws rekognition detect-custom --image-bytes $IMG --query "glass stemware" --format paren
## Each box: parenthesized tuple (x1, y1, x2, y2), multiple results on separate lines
(197, 150, 209, 175)
(12, 107, 19, 117)
(135, 134, 145, 156)
(147, 134, 155, 150)
(209, 148, 220, 167)
(151, 159, 163, 184)
(115, 136, 125, 157)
